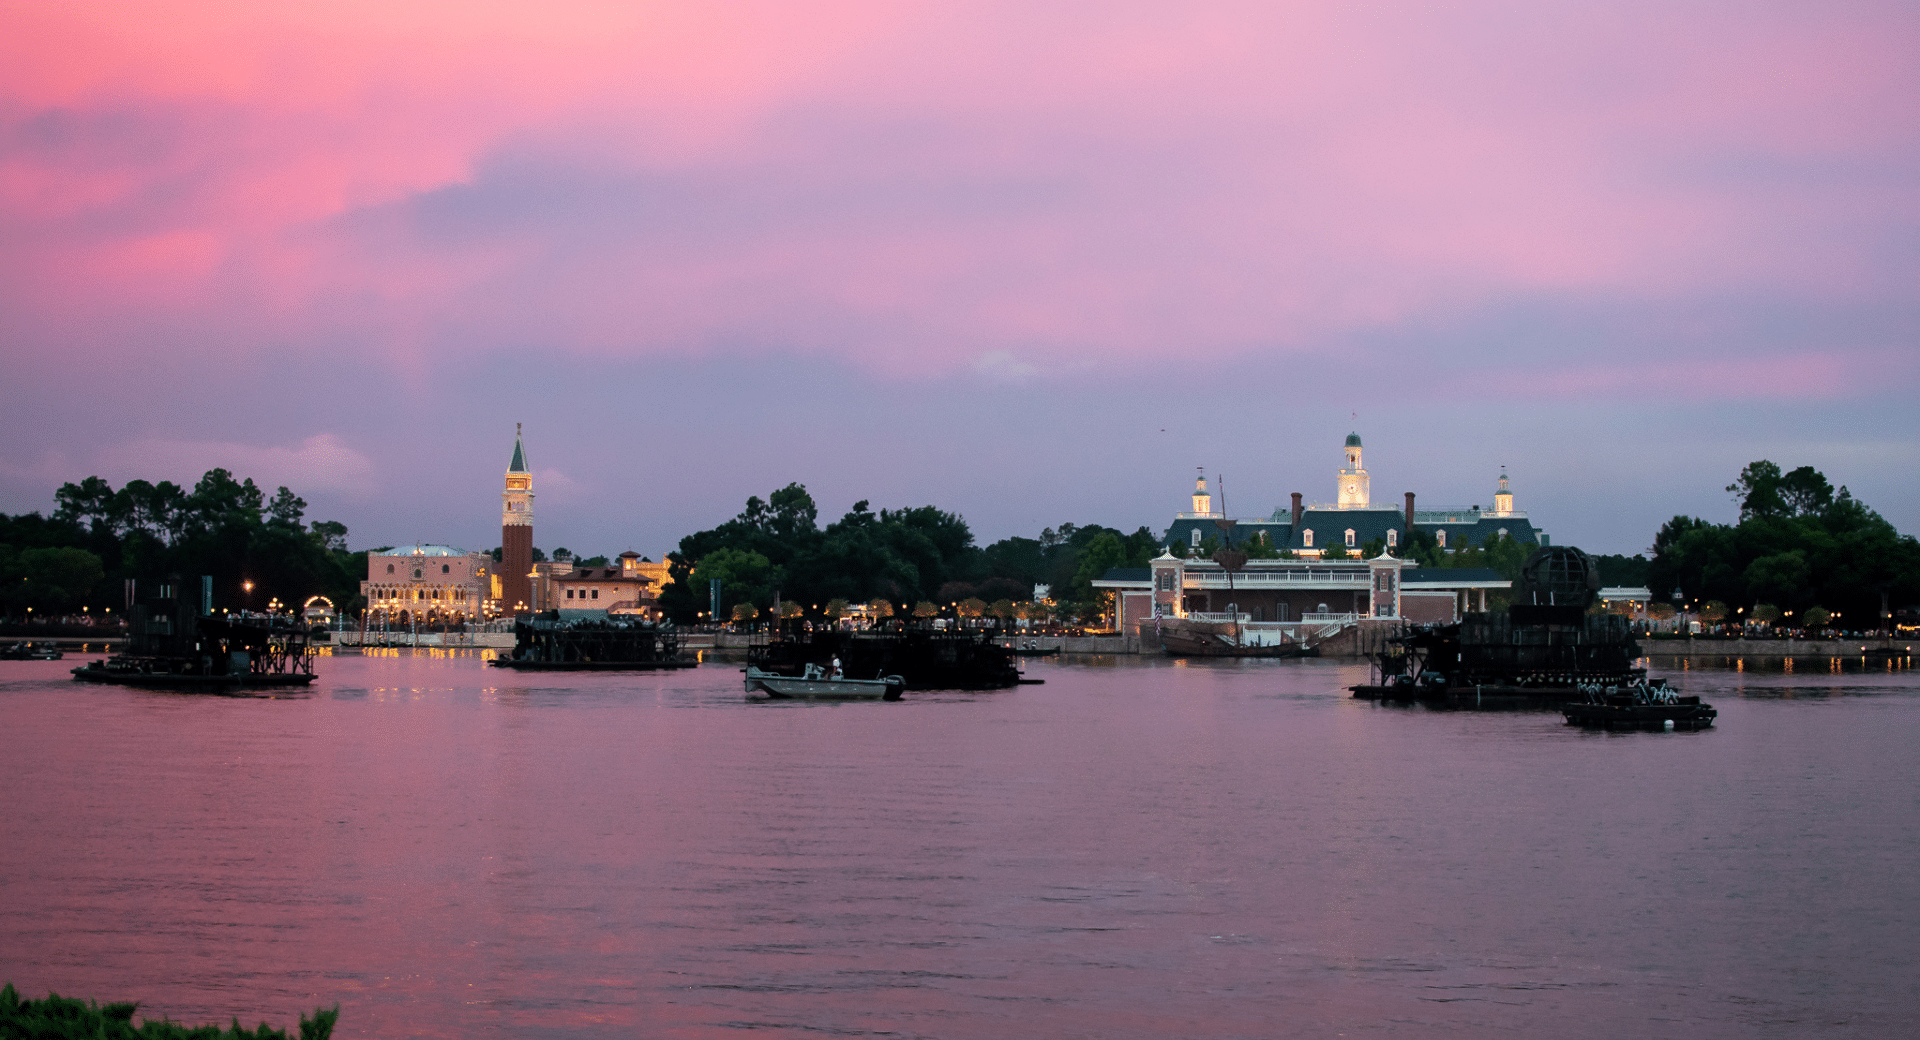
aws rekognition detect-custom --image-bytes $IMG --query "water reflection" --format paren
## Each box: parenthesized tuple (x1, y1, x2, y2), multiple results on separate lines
(1, 653, 1915, 1039)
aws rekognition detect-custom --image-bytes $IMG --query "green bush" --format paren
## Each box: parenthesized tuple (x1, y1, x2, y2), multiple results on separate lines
(0, 983, 337, 1039)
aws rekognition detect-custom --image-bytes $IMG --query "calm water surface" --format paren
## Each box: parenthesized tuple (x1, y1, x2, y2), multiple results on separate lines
(2, 652, 1916, 1038)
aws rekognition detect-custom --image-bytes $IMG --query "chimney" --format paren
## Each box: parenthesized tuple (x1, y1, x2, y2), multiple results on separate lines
(1405, 492, 1416, 532)
(1290, 492, 1303, 529)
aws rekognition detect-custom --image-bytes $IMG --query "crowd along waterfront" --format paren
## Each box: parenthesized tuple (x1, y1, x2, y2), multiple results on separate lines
(2, 651, 1916, 1039)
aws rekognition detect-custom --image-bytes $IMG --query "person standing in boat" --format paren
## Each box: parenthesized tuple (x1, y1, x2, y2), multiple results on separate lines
(828, 656, 843, 679)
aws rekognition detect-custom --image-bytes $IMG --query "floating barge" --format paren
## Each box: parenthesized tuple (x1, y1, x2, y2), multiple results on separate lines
(489, 615, 696, 670)
(72, 578, 315, 692)
(1351, 546, 1672, 711)
(751, 625, 1021, 691)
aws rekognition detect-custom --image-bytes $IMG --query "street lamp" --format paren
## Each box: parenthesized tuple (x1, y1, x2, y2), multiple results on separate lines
(242, 580, 255, 612)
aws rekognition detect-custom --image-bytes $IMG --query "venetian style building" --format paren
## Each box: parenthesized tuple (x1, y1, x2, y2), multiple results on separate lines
(361, 545, 494, 623)
(498, 425, 535, 614)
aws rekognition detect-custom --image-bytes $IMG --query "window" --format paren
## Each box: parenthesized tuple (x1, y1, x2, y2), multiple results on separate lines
(1191, 529, 1202, 547)
(413, 569, 422, 579)
(591, 589, 599, 600)
(1498, 527, 1509, 539)
(1156, 571, 1175, 592)
(386, 564, 394, 574)
(1437, 530, 1447, 548)
(1302, 529, 1314, 547)
(442, 564, 450, 574)
(1386, 529, 1398, 548)
(566, 589, 575, 599)
(1345, 529, 1356, 547)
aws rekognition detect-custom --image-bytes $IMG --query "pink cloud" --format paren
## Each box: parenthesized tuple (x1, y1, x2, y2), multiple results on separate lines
(2, 1, 1915, 382)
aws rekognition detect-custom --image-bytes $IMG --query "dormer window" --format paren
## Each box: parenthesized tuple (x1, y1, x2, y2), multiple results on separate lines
(1345, 529, 1356, 547)
(1191, 529, 1202, 547)
(1302, 529, 1314, 548)
(1386, 529, 1398, 548)
(1437, 530, 1447, 548)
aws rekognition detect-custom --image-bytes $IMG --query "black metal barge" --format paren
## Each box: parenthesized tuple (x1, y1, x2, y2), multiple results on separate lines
(71, 578, 315, 692)
(1351, 546, 1676, 711)
(490, 615, 696, 670)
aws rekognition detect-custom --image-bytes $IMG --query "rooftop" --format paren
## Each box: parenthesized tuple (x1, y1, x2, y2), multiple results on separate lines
(373, 544, 471, 558)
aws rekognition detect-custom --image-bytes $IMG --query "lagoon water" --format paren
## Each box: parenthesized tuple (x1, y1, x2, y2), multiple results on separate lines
(2, 651, 1916, 1038)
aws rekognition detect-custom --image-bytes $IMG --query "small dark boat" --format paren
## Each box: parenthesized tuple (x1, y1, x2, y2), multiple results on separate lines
(1, 642, 63, 661)
(1155, 616, 1315, 658)
(744, 664, 904, 700)
(1563, 679, 1716, 731)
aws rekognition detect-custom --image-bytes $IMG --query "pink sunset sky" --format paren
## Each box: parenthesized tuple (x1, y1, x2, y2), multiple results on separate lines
(3, 1, 1917, 557)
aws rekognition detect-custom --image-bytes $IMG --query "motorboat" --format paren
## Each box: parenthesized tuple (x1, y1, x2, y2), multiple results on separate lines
(744, 664, 905, 701)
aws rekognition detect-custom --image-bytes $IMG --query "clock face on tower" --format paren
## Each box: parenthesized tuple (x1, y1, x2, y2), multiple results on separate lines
(1346, 483, 1357, 495)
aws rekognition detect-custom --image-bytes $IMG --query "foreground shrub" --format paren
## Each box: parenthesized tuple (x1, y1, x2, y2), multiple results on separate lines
(0, 982, 337, 1039)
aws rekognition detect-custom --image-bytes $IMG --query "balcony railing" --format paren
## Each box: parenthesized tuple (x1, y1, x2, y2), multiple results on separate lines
(1182, 570, 1368, 588)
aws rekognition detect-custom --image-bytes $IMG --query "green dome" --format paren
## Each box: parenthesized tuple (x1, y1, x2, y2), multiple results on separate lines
(1345, 432, 1362, 447)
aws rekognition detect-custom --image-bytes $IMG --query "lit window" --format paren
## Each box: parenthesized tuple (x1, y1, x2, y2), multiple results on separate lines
(1437, 530, 1447, 548)
(1386, 529, 1398, 547)
(1303, 529, 1314, 547)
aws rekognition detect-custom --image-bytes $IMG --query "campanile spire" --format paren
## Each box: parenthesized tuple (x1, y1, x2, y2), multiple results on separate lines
(499, 424, 535, 613)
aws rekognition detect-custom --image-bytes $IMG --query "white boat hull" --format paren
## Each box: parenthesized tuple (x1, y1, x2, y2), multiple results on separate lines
(744, 666, 904, 700)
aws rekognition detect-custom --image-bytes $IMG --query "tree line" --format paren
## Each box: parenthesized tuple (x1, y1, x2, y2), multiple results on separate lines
(7, 460, 1911, 630)
(1647, 461, 1920, 629)
(657, 483, 1161, 624)
(0, 471, 364, 620)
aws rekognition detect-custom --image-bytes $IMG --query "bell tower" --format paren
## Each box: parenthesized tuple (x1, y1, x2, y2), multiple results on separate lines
(1337, 432, 1370, 508)
(1493, 468, 1514, 516)
(500, 424, 534, 614)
